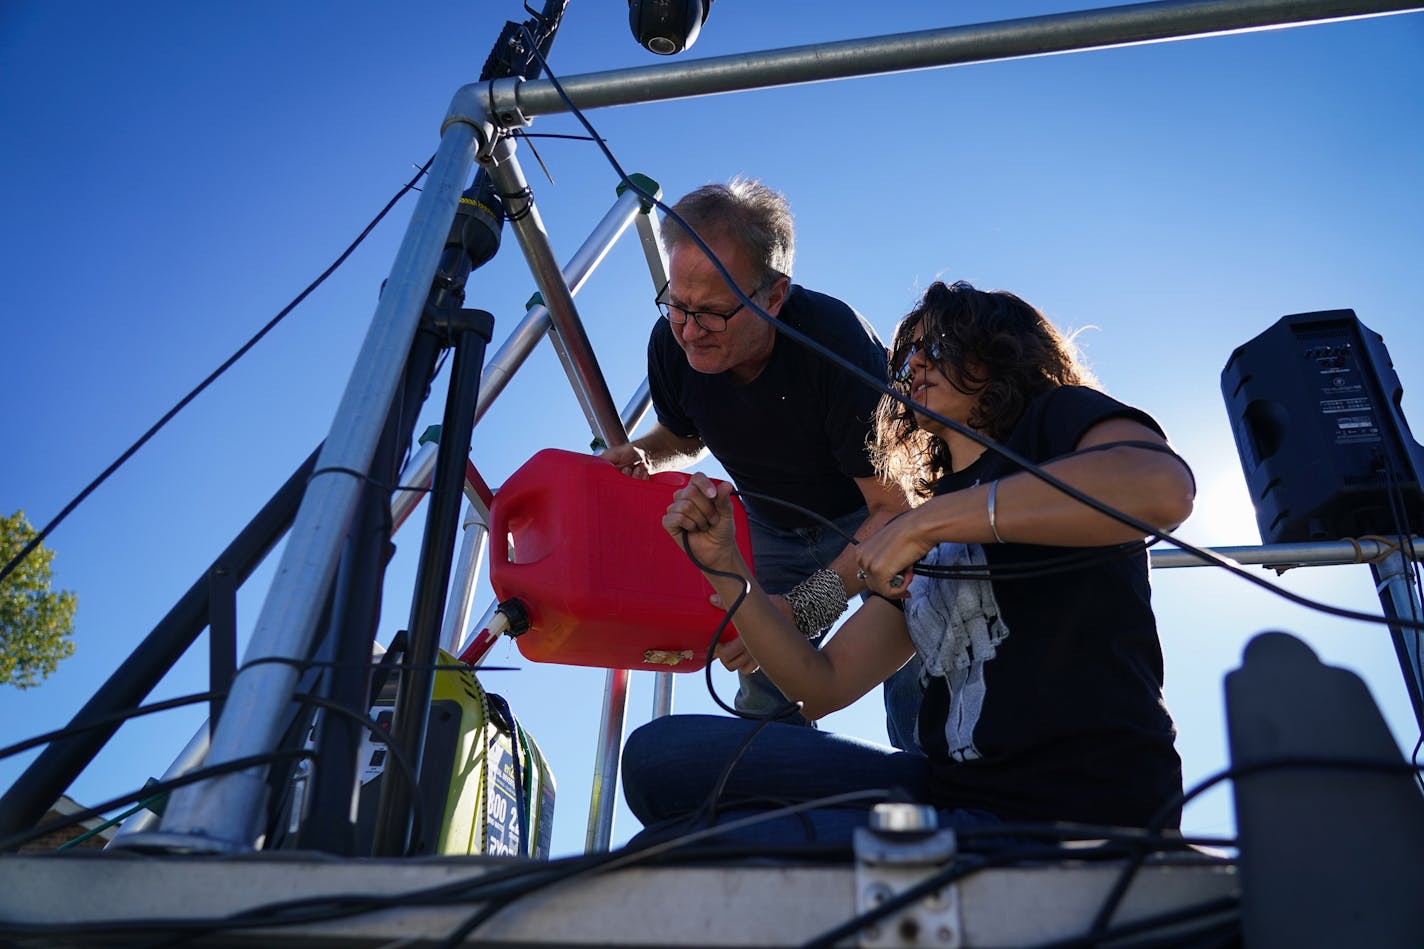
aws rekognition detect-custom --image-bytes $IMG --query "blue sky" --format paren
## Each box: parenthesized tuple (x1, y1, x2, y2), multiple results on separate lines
(2, 1, 1422, 859)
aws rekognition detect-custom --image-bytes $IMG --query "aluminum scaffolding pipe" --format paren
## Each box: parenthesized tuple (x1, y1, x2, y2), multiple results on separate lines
(483, 0, 1420, 124)
(439, 502, 489, 657)
(474, 181, 652, 427)
(483, 141, 650, 851)
(589, 381, 655, 853)
(481, 141, 626, 448)
(131, 120, 485, 855)
(1149, 537, 1424, 569)
(629, 207, 676, 723)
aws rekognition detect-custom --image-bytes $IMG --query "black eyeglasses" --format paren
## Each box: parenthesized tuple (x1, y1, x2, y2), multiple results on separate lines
(655, 282, 765, 333)
(893, 336, 948, 386)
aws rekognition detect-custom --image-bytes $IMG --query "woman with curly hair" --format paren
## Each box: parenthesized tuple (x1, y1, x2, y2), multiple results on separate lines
(622, 280, 1195, 846)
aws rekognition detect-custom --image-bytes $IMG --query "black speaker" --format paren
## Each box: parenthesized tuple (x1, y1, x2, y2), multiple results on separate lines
(1221, 309, 1424, 544)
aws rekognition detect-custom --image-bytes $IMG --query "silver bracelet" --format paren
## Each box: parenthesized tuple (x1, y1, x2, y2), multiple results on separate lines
(784, 567, 849, 639)
(987, 479, 1006, 543)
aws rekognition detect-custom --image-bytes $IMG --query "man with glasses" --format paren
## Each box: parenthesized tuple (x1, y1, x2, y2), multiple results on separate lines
(603, 179, 920, 749)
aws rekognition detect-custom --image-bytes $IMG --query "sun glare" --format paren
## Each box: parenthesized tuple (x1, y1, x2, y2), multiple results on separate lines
(1180, 469, 1263, 548)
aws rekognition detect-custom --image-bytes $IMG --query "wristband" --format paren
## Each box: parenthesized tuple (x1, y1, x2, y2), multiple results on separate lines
(784, 567, 849, 639)
(987, 479, 1005, 543)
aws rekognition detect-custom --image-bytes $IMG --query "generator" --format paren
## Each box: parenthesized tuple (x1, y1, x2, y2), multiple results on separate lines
(351, 649, 555, 857)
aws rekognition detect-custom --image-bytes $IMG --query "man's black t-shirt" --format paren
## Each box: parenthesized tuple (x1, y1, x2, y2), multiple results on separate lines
(647, 285, 887, 529)
(905, 385, 1184, 829)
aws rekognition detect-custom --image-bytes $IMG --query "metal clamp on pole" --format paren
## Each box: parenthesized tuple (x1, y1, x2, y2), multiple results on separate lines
(853, 804, 963, 949)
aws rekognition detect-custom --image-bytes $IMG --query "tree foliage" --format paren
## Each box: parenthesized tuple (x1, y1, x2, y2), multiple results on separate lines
(1, 511, 77, 689)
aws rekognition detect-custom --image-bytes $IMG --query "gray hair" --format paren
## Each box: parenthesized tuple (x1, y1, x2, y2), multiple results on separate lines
(660, 177, 796, 284)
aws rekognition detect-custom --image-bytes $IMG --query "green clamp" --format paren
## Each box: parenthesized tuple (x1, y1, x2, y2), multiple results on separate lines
(616, 173, 662, 213)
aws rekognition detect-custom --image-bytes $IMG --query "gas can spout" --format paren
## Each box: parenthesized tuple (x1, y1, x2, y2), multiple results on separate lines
(455, 602, 527, 667)
(494, 599, 530, 637)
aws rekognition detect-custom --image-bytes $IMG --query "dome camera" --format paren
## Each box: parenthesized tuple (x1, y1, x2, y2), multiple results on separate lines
(628, 0, 712, 55)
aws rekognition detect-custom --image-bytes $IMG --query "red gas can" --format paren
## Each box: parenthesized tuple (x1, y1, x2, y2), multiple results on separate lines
(488, 448, 755, 671)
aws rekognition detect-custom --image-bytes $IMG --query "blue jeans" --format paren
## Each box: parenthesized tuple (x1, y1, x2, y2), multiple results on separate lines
(621, 714, 1001, 848)
(746, 508, 925, 750)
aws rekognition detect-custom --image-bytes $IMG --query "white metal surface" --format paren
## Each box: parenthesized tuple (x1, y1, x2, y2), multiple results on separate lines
(0, 851, 1237, 947)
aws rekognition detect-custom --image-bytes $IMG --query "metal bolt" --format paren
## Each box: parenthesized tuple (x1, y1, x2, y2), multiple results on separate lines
(870, 802, 939, 833)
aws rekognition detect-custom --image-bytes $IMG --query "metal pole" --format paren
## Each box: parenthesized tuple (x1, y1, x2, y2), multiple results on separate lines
(440, 502, 489, 656)
(450, 184, 660, 661)
(295, 383, 412, 855)
(483, 0, 1421, 124)
(487, 141, 638, 850)
(629, 198, 676, 720)
(580, 383, 657, 852)
(135, 120, 484, 855)
(372, 311, 494, 856)
(475, 183, 650, 427)
(107, 724, 209, 843)
(391, 438, 440, 532)
(482, 141, 627, 448)
(1149, 537, 1424, 569)
(1372, 550, 1424, 731)
(1154, 536, 1424, 729)
(632, 199, 670, 294)
(584, 668, 630, 853)
(458, 601, 504, 662)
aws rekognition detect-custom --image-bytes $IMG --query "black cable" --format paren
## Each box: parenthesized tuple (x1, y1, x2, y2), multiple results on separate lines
(674, 430, 1160, 844)
(0, 748, 312, 854)
(306, 466, 433, 495)
(238, 653, 518, 677)
(1377, 447, 1424, 746)
(0, 684, 426, 858)
(801, 835, 1237, 949)
(508, 27, 1424, 637)
(739, 483, 1159, 582)
(437, 789, 890, 946)
(291, 693, 426, 858)
(951, 821, 1236, 854)
(0, 154, 436, 588)
(0, 807, 1230, 945)
(1413, 733, 1424, 797)
(676, 531, 805, 724)
(1023, 897, 1240, 949)
(492, 41, 1422, 946)
(1086, 753, 1424, 936)
(0, 689, 221, 764)
(445, 816, 1232, 949)
(514, 130, 606, 143)
(693, 717, 776, 832)
(0, 851, 614, 945)
(800, 843, 1101, 949)
(912, 538, 1157, 582)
